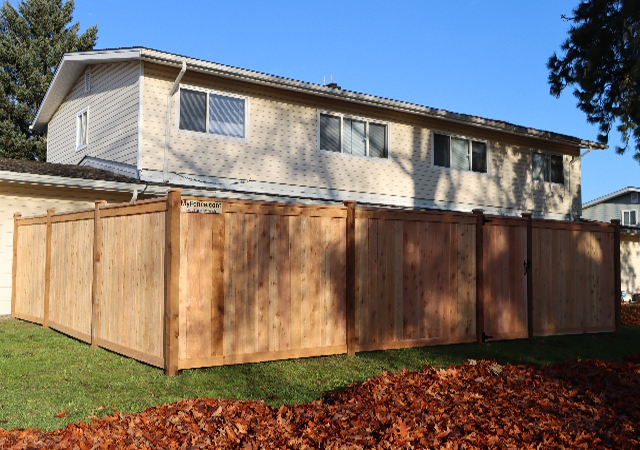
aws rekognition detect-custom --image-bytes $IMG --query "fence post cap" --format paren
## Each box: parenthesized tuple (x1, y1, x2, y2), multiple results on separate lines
(167, 188, 182, 194)
(95, 200, 107, 206)
(13, 212, 21, 218)
(46, 208, 56, 214)
(471, 209, 484, 214)
(343, 200, 356, 207)
(611, 219, 621, 225)
(521, 213, 533, 218)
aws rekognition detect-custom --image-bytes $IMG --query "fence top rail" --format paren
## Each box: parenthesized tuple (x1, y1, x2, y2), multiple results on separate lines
(532, 218, 615, 233)
(98, 196, 169, 210)
(182, 196, 348, 217)
(183, 195, 345, 209)
(16, 215, 47, 226)
(355, 207, 477, 224)
(483, 215, 528, 227)
(51, 209, 95, 223)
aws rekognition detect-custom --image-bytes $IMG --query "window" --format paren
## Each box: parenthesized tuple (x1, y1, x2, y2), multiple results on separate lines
(318, 112, 389, 158)
(179, 87, 247, 139)
(532, 151, 564, 184)
(84, 69, 91, 94)
(432, 132, 487, 173)
(623, 210, 638, 226)
(76, 109, 88, 150)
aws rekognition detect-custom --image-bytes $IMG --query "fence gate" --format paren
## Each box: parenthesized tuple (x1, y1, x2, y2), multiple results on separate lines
(483, 217, 528, 340)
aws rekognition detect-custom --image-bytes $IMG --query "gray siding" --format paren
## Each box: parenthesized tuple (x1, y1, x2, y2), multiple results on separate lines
(583, 193, 640, 225)
(47, 62, 140, 166)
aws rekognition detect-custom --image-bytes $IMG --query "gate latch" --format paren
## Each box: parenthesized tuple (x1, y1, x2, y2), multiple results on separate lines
(523, 259, 531, 275)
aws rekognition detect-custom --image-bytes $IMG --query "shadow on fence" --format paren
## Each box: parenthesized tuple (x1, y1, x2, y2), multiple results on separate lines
(10, 192, 621, 375)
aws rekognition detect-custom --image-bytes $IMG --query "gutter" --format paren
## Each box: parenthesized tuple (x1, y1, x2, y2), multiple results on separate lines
(163, 60, 187, 183)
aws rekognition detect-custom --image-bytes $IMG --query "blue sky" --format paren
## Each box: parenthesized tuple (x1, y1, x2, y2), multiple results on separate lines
(68, 0, 636, 203)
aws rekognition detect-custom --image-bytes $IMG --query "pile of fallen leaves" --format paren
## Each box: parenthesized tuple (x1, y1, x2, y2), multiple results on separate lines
(622, 303, 640, 326)
(2, 358, 640, 449)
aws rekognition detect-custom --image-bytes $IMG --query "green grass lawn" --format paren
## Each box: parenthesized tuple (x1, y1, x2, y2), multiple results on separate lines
(2, 317, 640, 431)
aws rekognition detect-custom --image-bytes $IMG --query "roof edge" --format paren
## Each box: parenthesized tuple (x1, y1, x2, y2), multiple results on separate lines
(583, 186, 640, 208)
(33, 47, 607, 149)
(31, 49, 142, 130)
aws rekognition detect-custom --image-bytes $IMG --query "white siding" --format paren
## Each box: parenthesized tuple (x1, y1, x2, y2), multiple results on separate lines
(622, 234, 640, 296)
(47, 62, 140, 166)
(141, 63, 580, 217)
(0, 183, 133, 315)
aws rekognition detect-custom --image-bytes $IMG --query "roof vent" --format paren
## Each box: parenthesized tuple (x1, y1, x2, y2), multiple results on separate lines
(84, 69, 91, 94)
(324, 74, 341, 90)
(632, 192, 638, 204)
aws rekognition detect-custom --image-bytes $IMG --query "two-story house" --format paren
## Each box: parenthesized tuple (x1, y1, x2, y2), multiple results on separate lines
(30, 47, 605, 221)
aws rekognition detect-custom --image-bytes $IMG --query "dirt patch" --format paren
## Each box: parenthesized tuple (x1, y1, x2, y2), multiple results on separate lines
(1, 358, 639, 449)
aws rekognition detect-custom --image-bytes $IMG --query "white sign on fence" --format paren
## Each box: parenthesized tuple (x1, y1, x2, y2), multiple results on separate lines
(180, 199, 222, 214)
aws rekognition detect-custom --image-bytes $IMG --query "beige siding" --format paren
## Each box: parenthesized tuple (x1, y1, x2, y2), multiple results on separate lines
(141, 62, 580, 217)
(0, 183, 133, 315)
(621, 233, 640, 295)
(47, 62, 140, 166)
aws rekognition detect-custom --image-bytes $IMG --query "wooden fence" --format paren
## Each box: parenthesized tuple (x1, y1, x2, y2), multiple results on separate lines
(11, 191, 621, 375)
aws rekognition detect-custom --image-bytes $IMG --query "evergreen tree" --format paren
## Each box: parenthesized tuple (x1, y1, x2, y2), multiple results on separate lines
(0, 0, 97, 160)
(548, 0, 640, 159)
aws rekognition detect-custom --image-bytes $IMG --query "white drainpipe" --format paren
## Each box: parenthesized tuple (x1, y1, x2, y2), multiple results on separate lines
(570, 148, 592, 221)
(163, 61, 187, 183)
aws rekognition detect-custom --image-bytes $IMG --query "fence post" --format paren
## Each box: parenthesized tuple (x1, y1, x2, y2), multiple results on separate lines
(472, 209, 485, 343)
(91, 201, 107, 348)
(612, 219, 621, 332)
(43, 208, 55, 329)
(11, 213, 21, 318)
(344, 200, 357, 356)
(164, 189, 182, 376)
(522, 213, 534, 340)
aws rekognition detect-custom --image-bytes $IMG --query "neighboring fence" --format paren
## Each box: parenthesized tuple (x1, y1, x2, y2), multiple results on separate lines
(11, 191, 621, 375)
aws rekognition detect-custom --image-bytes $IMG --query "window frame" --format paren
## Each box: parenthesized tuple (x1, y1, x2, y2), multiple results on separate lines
(622, 209, 638, 226)
(530, 150, 565, 185)
(316, 110, 391, 160)
(430, 130, 491, 176)
(75, 107, 89, 152)
(176, 84, 250, 143)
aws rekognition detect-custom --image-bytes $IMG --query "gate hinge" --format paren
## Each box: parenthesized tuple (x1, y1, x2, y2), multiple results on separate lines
(482, 215, 493, 226)
(482, 332, 493, 343)
(523, 259, 531, 275)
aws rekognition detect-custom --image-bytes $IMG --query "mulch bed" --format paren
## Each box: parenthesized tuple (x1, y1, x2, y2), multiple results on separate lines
(2, 358, 640, 449)
(622, 304, 640, 326)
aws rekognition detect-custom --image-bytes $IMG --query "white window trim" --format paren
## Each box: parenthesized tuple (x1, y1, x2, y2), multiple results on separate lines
(622, 209, 638, 226)
(530, 149, 565, 186)
(75, 107, 89, 152)
(316, 110, 392, 161)
(176, 84, 250, 144)
(430, 130, 491, 176)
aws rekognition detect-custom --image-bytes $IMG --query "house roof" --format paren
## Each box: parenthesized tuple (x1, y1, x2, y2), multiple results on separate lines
(0, 158, 139, 183)
(32, 47, 606, 151)
(583, 187, 640, 209)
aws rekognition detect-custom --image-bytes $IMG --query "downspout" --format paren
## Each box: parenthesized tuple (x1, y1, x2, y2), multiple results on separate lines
(163, 61, 187, 183)
(569, 147, 592, 221)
